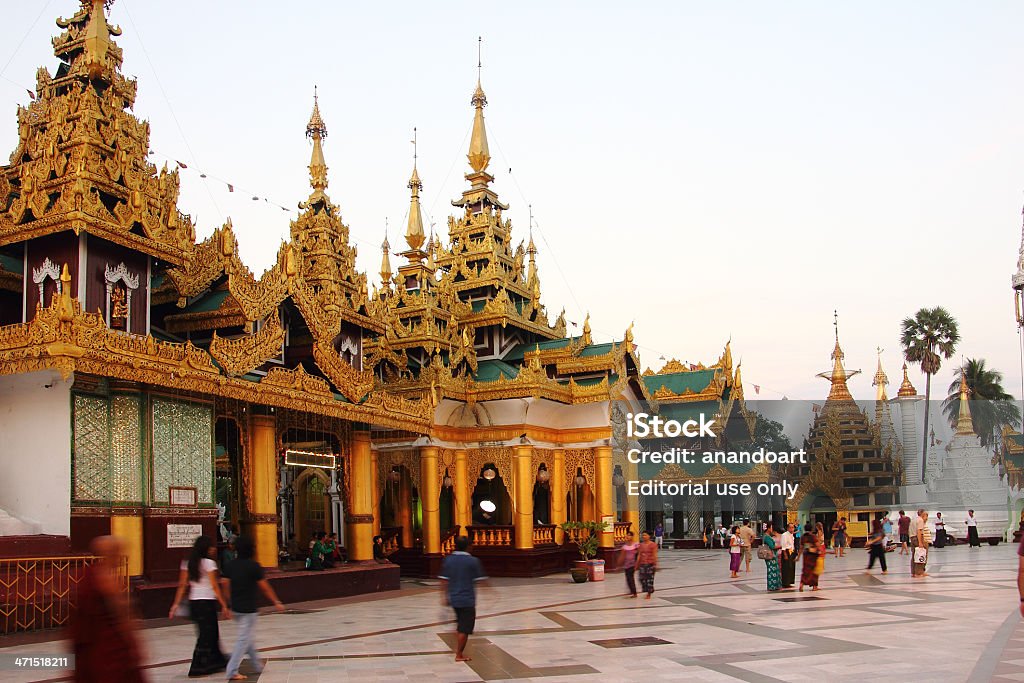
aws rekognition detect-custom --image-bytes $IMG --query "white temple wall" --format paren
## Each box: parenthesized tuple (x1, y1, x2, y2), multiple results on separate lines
(0, 370, 72, 536)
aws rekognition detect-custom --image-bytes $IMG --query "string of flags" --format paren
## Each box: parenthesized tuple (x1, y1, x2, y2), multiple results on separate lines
(158, 152, 293, 213)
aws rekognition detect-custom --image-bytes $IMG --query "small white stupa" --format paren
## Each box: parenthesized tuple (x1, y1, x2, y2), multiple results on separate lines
(927, 368, 1010, 541)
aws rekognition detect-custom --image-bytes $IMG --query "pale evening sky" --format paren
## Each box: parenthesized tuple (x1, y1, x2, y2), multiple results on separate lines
(2, 1, 1023, 403)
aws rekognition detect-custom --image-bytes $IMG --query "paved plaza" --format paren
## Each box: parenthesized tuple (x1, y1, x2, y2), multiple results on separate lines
(2, 544, 1022, 682)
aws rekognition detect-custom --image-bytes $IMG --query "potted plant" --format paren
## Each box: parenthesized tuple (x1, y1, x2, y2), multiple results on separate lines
(560, 520, 609, 583)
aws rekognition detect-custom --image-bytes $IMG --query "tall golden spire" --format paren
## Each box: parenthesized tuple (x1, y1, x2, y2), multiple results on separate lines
(467, 37, 491, 174)
(406, 128, 426, 251)
(380, 225, 392, 286)
(305, 87, 329, 200)
(955, 365, 975, 436)
(81, 0, 120, 81)
(526, 208, 538, 285)
(817, 311, 860, 402)
(872, 347, 889, 402)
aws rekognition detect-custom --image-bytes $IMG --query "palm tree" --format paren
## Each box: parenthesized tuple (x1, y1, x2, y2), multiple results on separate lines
(900, 307, 959, 479)
(942, 359, 1021, 447)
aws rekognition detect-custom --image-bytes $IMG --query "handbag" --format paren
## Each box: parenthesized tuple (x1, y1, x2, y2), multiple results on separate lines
(757, 545, 774, 560)
(913, 547, 927, 564)
(814, 556, 824, 575)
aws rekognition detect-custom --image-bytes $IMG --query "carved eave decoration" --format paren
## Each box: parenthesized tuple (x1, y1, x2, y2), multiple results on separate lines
(0, 278, 430, 431)
(650, 462, 771, 484)
(209, 314, 285, 377)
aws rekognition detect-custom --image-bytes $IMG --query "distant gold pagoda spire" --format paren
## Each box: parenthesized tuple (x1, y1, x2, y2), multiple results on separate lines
(897, 362, 917, 397)
(817, 312, 860, 402)
(80, 0, 120, 81)
(468, 38, 491, 174)
(305, 87, 329, 201)
(380, 228, 392, 286)
(406, 128, 426, 251)
(872, 348, 889, 402)
(955, 365, 975, 436)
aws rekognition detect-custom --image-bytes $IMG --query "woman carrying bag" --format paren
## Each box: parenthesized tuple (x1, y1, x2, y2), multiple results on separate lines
(728, 526, 742, 578)
(169, 535, 231, 677)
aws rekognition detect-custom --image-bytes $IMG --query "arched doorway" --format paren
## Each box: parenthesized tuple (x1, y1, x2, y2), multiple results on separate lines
(294, 469, 332, 548)
(471, 463, 512, 525)
(802, 492, 837, 545)
(566, 467, 595, 522)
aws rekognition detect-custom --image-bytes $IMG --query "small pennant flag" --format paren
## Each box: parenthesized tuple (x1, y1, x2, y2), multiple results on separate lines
(200, 173, 207, 178)
(227, 183, 234, 192)
(571, 321, 578, 327)
(26, 89, 35, 100)
(251, 196, 259, 201)
(175, 160, 188, 168)
(753, 384, 760, 395)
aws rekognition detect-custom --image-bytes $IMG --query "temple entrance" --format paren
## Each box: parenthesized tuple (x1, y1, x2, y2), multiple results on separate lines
(566, 468, 595, 522)
(471, 463, 512, 525)
(214, 416, 243, 544)
(294, 469, 332, 550)
(381, 464, 420, 547)
(805, 493, 838, 545)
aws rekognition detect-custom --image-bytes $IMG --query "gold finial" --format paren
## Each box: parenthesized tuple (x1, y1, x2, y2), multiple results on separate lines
(581, 313, 592, 346)
(897, 362, 917, 397)
(380, 221, 392, 285)
(955, 365, 975, 435)
(872, 347, 889, 402)
(405, 127, 426, 250)
(305, 87, 329, 195)
(81, 0, 119, 81)
(467, 37, 491, 174)
(58, 263, 74, 322)
(817, 312, 860, 401)
(426, 224, 436, 269)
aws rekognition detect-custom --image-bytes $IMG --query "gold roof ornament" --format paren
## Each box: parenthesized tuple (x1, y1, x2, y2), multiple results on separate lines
(872, 347, 889, 402)
(897, 362, 918, 397)
(305, 87, 329, 202)
(380, 229, 393, 286)
(581, 313, 592, 346)
(955, 365, 975, 436)
(406, 128, 426, 251)
(468, 38, 491, 174)
(816, 312, 860, 404)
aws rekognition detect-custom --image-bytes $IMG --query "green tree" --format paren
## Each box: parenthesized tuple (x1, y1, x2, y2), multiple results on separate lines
(941, 359, 1021, 447)
(751, 414, 794, 453)
(900, 307, 959, 479)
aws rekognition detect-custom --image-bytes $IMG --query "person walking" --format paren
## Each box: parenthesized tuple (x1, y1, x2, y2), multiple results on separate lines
(70, 536, 147, 683)
(897, 510, 911, 555)
(222, 536, 285, 681)
(621, 532, 639, 598)
(965, 510, 980, 548)
(439, 536, 488, 662)
(910, 509, 929, 578)
(800, 528, 822, 592)
(832, 517, 848, 557)
(728, 525, 742, 578)
(761, 522, 781, 592)
(865, 519, 888, 575)
(934, 512, 947, 548)
(169, 535, 231, 677)
(779, 523, 797, 588)
(654, 522, 664, 549)
(738, 519, 756, 573)
(637, 531, 659, 599)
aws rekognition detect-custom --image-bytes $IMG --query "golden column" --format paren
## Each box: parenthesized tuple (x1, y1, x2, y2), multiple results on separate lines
(398, 466, 414, 548)
(371, 449, 381, 537)
(110, 512, 144, 577)
(454, 448, 470, 533)
(513, 444, 535, 549)
(623, 456, 641, 538)
(245, 413, 279, 568)
(551, 448, 566, 544)
(421, 445, 441, 554)
(345, 431, 374, 561)
(594, 444, 615, 548)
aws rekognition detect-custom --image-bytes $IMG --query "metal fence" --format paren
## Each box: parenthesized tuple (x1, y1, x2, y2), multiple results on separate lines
(0, 555, 128, 635)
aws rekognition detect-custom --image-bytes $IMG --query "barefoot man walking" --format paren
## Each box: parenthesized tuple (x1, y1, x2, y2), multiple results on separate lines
(439, 536, 488, 662)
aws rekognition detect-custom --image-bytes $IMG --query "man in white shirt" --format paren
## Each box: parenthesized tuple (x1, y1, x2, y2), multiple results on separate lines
(965, 509, 980, 548)
(779, 523, 797, 588)
(909, 509, 929, 578)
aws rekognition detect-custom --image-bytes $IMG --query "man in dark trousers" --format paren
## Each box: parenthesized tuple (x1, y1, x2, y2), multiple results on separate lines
(222, 536, 285, 681)
(438, 536, 488, 662)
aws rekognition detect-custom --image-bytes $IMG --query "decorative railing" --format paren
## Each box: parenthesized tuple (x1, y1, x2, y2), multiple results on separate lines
(440, 526, 461, 555)
(0, 555, 127, 635)
(614, 521, 632, 544)
(565, 525, 593, 545)
(380, 527, 402, 555)
(467, 525, 514, 547)
(533, 524, 557, 546)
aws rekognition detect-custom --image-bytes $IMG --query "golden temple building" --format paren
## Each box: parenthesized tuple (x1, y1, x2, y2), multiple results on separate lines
(0, 2, 763, 621)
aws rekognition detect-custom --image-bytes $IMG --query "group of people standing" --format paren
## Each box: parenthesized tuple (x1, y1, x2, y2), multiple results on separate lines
(620, 531, 660, 599)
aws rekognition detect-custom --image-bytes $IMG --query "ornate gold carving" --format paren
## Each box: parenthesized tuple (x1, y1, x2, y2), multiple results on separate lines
(210, 314, 285, 377)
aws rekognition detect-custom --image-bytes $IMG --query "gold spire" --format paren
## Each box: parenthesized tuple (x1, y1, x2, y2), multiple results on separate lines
(581, 313, 592, 346)
(305, 87, 329, 199)
(82, 0, 118, 80)
(426, 227, 435, 269)
(405, 128, 426, 251)
(955, 365, 975, 436)
(872, 347, 889, 402)
(468, 38, 490, 174)
(897, 362, 917, 397)
(816, 312, 860, 402)
(380, 228, 392, 286)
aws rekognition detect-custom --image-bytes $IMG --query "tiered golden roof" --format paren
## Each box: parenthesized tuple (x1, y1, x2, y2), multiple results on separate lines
(897, 362, 918, 397)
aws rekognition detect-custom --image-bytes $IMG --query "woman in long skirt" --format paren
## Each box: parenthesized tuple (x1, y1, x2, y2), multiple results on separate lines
(762, 523, 781, 592)
(621, 532, 638, 597)
(636, 531, 658, 599)
(728, 526, 742, 578)
(800, 530, 821, 591)
(169, 535, 231, 677)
